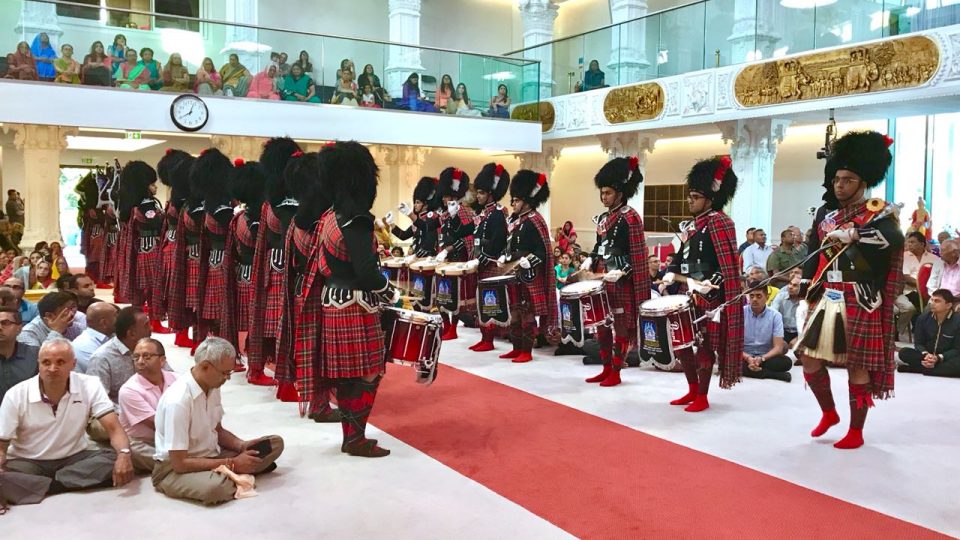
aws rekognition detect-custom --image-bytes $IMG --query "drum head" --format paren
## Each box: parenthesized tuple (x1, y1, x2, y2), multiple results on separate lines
(560, 280, 604, 297)
(383, 306, 442, 324)
(481, 275, 517, 285)
(640, 294, 691, 316)
(410, 260, 438, 271)
(437, 263, 465, 276)
(383, 257, 404, 268)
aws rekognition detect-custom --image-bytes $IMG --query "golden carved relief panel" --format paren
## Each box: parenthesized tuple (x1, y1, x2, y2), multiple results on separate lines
(511, 101, 555, 132)
(603, 82, 665, 124)
(735, 35, 940, 107)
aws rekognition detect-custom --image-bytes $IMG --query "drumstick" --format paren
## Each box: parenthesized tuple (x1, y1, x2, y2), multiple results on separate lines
(496, 259, 522, 276)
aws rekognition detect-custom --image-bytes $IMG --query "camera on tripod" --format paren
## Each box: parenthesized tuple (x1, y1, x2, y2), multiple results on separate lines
(817, 108, 837, 160)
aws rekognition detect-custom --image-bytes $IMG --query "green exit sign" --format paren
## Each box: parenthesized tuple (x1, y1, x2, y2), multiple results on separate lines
(125, 131, 142, 140)
(81, 158, 94, 164)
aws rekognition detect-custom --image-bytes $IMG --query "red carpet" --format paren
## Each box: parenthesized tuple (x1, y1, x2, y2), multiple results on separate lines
(373, 364, 949, 539)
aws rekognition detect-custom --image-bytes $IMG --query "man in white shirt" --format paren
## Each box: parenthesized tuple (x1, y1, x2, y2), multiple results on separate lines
(0, 338, 134, 501)
(897, 232, 942, 340)
(742, 228, 774, 273)
(71, 302, 117, 373)
(152, 337, 283, 505)
(118, 338, 177, 472)
(927, 240, 959, 298)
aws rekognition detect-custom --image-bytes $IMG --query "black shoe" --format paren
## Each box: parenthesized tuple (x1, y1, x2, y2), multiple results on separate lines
(768, 371, 792, 383)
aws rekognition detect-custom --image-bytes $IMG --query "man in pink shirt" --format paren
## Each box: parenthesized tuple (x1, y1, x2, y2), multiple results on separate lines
(929, 240, 960, 300)
(118, 338, 178, 472)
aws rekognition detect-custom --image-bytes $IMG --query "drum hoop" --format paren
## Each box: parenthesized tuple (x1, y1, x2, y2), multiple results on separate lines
(560, 280, 605, 297)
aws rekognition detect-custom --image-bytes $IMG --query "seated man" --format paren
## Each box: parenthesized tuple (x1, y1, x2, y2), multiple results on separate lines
(3, 277, 39, 323)
(118, 338, 177, 472)
(770, 268, 802, 346)
(87, 306, 154, 404)
(153, 337, 284, 505)
(898, 289, 960, 377)
(898, 232, 941, 341)
(72, 302, 118, 374)
(741, 282, 792, 382)
(0, 338, 134, 501)
(766, 229, 805, 287)
(18, 292, 87, 347)
(57, 273, 100, 314)
(0, 307, 38, 400)
(0, 286, 18, 310)
(745, 266, 779, 306)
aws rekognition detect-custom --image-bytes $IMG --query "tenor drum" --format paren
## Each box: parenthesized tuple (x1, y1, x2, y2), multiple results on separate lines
(408, 259, 438, 310)
(476, 274, 518, 327)
(435, 263, 478, 315)
(638, 295, 697, 371)
(381, 257, 408, 291)
(382, 306, 442, 386)
(558, 280, 611, 347)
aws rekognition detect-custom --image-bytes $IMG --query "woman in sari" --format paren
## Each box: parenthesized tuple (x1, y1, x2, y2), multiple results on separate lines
(115, 49, 150, 89)
(246, 64, 281, 99)
(54, 44, 81, 84)
(219, 53, 251, 97)
(29, 260, 55, 290)
(194, 57, 223, 95)
(5, 41, 38, 81)
(556, 220, 577, 254)
(82, 41, 111, 86)
(138, 47, 163, 90)
(30, 33, 57, 82)
(402, 72, 436, 112)
(107, 34, 128, 76)
(281, 63, 320, 102)
(161, 52, 191, 92)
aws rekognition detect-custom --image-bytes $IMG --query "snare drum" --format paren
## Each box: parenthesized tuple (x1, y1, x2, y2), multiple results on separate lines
(476, 274, 518, 327)
(558, 280, 611, 347)
(638, 295, 698, 370)
(435, 263, 478, 315)
(382, 306, 442, 386)
(408, 259, 439, 310)
(381, 257, 407, 291)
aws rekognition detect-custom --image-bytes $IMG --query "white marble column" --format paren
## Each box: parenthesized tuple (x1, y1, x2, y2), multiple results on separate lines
(726, 0, 780, 64)
(597, 132, 657, 216)
(608, 0, 650, 85)
(370, 144, 432, 226)
(2, 124, 78, 248)
(222, 0, 267, 72)
(385, 0, 425, 99)
(519, 0, 558, 101)
(717, 118, 789, 237)
(518, 144, 562, 229)
(16, 1, 63, 47)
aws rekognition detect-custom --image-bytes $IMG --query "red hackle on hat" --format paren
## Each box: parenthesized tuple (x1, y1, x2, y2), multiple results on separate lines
(452, 168, 463, 191)
(165, 148, 174, 155)
(711, 155, 732, 192)
(291, 150, 304, 158)
(323, 141, 336, 148)
(233, 158, 245, 167)
(531, 173, 547, 197)
(883, 134, 894, 148)
(493, 163, 504, 189)
(628, 156, 639, 171)
(200, 148, 210, 156)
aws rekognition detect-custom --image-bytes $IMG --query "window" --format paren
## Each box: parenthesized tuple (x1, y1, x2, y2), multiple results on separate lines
(57, 0, 200, 32)
(930, 112, 960, 236)
(891, 115, 927, 234)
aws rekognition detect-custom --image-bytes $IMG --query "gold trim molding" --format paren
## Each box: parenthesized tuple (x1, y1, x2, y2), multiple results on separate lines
(511, 101, 555, 133)
(603, 82, 665, 124)
(735, 35, 940, 108)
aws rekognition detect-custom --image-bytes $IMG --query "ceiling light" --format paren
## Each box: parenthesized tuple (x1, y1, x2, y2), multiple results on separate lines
(66, 136, 166, 152)
(780, 0, 838, 8)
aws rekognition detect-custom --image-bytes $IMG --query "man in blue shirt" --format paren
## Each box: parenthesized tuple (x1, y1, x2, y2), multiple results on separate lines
(741, 282, 792, 382)
(3, 277, 38, 323)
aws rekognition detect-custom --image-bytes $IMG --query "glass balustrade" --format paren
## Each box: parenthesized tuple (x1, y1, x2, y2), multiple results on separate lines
(509, 0, 960, 100)
(0, 0, 539, 122)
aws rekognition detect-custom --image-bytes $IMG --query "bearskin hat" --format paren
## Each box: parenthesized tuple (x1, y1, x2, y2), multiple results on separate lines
(157, 149, 190, 188)
(259, 137, 302, 203)
(191, 148, 233, 209)
(510, 169, 550, 209)
(438, 167, 470, 200)
(117, 160, 157, 221)
(822, 130, 894, 208)
(231, 159, 266, 221)
(173, 154, 200, 209)
(413, 176, 441, 210)
(473, 162, 510, 202)
(594, 156, 643, 200)
(286, 151, 331, 227)
(324, 141, 378, 218)
(686, 155, 738, 211)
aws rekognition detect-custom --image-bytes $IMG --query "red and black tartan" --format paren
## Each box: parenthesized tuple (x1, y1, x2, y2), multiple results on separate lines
(248, 203, 285, 371)
(220, 209, 255, 350)
(275, 224, 315, 385)
(168, 207, 204, 332)
(116, 206, 162, 306)
(181, 210, 206, 311)
(595, 206, 651, 345)
(292, 211, 333, 414)
(519, 211, 559, 339)
(150, 202, 180, 322)
(82, 210, 105, 281)
(97, 209, 119, 283)
(318, 214, 385, 379)
(200, 212, 229, 320)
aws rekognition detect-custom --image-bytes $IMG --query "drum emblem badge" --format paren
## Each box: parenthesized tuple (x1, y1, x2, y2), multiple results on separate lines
(483, 290, 498, 306)
(437, 279, 450, 295)
(561, 304, 571, 323)
(643, 321, 657, 342)
(413, 277, 425, 293)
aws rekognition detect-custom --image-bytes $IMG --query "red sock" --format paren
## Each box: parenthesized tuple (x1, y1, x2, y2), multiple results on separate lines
(810, 409, 840, 438)
(586, 364, 611, 383)
(470, 340, 495, 352)
(512, 352, 533, 363)
(684, 394, 710, 413)
(599, 369, 621, 387)
(833, 428, 864, 449)
(151, 319, 174, 334)
(670, 384, 698, 405)
(247, 370, 275, 386)
(499, 348, 520, 359)
(276, 382, 300, 402)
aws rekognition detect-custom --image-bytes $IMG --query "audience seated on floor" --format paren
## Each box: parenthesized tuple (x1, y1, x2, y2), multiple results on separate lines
(18, 292, 86, 347)
(87, 306, 157, 405)
(29, 260, 54, 290)
(0, 338, 134, 505)
(742, 228, 773, 273)
(899, 232, 942, 341)
(57, 273, 99, 313)
(118, 338, 177, 473)
(3, 277, 38, 323)
(745, 266, 779, 306)
(928, 239, 959, 298)
(0, 286, 17, 311)
(72, 302, 118, 374)
(741, 282, 792, 382)
(153, 337, 284, 506)
(0, 308, 38, 400)
(771, 268, 802, 346)
(766, 228, 805, 286)
(898, 289, 960, 378)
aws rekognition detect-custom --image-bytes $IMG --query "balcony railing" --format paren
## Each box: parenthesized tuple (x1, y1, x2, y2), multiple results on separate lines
(1, 0, 539, 121)
(507, 0, 959, 98)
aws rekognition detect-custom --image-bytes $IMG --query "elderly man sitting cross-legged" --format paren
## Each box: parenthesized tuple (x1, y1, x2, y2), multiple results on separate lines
(0, 338, 134, 503)
(118, 338, 178, 473)
(152, 337, 284, 505)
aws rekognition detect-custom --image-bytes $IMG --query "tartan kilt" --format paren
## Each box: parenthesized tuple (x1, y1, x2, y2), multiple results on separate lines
(236, 264, 254, 330)
(132, 246, 160, 304)
(158, 240, 177, 305)
(692, 294, 723, 364)
(100, 231, 118, 282)
(186, 255, 201, 310)
(605, 278, 638, 342)
(201, 260, 227, 319)
(294, 276, 324, 393)
(274, 293, 306, 383)
(320, 301, 385, 379)
(478, 261, 500, 281)
(86, 226, 104, 264)
(521, 269, 551, 318)
(263, 268, 284, 335)
(801, 282, 888, 371)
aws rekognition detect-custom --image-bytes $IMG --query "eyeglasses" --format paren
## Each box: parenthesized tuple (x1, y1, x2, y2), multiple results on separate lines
(0, 319, 20, 328)
(687, 194, 706, 202)
(132, 352, 163, 361)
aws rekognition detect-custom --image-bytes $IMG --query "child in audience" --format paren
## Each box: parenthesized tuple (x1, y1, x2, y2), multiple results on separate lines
(359, 83, 380, 108)
(556, 252, 575, 289)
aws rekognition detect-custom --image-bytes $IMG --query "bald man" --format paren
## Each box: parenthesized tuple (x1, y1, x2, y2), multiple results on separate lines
(72, 302, 118, 373)
(928, 240, 959, 299)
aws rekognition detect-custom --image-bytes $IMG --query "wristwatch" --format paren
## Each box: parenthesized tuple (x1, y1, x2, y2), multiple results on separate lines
(118, 448, 131, 455)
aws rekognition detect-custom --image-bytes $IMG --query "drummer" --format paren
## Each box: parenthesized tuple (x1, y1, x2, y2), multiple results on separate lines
(497, 170, 559, 363)
(579, 157, 651, 387)
(661, 157, 744, 412)
(468, 163, 510, 352)
(385, 176, 441, 258)
(435, 167, 477, 341)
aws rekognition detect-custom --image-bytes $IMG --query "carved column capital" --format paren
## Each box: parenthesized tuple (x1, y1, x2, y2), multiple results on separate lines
(3, 123, 77, 151)
(597, 132, 658, 164)
(518, 144, 561, 176)
(210, 135, 267, 161)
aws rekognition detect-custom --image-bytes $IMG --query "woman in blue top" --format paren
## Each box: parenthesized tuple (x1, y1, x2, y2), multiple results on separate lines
(582, 59, 605, 91)
(402, 72, 437, 112)
(31, 33, 57, 81)
(107, 34, 127, 77)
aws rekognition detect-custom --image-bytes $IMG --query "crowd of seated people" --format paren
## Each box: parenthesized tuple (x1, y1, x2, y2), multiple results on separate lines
(3, 32, 516, 119)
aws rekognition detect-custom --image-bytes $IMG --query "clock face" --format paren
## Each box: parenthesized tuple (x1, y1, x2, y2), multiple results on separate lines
(170, 94, 209, 132)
